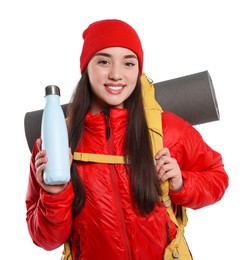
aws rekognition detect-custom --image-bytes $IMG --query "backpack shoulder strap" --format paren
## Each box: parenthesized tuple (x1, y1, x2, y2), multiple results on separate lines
(141, 73, 170, 198)
(141, 73, 188, 230)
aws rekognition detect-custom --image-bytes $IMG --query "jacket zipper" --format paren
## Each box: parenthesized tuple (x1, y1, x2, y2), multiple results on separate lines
(102, 109, 132, 260)
(101, 109, 111, 140)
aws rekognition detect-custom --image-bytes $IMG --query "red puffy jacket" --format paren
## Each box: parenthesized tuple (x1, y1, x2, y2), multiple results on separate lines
(26, 109, 228, 260)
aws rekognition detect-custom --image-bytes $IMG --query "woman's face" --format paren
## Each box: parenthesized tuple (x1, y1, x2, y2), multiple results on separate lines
(87, 47, 139, 114)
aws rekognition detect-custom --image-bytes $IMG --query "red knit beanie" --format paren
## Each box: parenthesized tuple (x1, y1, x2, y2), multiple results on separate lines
(80, 19, 144, 75)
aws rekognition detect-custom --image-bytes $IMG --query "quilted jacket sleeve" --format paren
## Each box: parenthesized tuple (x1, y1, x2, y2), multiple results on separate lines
(25, 139, 75, 250)
(162, 112, 229, 210)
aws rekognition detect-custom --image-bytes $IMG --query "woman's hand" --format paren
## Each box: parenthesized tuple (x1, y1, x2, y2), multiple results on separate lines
(35, 138, 72, 194)
(155, 147, 183, 192)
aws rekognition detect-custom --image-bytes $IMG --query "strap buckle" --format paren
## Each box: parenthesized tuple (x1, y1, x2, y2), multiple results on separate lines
(162, 195, 171, 208)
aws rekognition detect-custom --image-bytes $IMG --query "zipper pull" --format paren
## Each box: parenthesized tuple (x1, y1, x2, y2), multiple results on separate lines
(101, 109, 110, 140)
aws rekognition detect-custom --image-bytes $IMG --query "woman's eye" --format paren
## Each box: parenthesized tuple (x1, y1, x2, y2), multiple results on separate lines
(125, 61, 135, 67)
(98, 59, 109, 65)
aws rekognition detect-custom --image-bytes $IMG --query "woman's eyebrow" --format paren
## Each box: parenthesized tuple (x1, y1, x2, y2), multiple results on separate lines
(94, 52, 137, 59)
(94, 52, 111, 58)
(124, 54, 138, 59)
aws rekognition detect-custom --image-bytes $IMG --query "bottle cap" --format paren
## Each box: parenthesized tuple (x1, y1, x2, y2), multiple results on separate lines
(45, 85, 60, 96)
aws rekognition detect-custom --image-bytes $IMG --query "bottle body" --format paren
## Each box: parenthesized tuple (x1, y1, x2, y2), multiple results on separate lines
(41, 86, 70, 185)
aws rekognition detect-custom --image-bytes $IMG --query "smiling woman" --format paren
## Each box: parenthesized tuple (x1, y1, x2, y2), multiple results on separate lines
(25, 19, 228, 260)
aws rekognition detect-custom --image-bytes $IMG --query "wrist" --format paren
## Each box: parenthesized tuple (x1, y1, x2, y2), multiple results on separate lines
(170, 181, 183, 193)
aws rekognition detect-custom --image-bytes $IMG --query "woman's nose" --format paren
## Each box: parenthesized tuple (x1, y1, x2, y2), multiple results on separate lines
(108, 64, 122, 81)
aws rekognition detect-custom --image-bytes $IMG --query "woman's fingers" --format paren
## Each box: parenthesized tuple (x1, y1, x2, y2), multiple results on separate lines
(155, 147, 183, 191)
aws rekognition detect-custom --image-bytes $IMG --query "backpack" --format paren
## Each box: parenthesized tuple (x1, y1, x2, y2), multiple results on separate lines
(61, 73, 192, 260)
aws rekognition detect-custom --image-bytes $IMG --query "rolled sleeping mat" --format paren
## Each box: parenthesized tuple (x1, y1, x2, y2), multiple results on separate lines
(24, 70, 219, 152)
(154, 70, 219, 125)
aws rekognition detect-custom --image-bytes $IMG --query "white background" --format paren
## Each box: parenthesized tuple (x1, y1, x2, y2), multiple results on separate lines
(0, 0, 248, 259)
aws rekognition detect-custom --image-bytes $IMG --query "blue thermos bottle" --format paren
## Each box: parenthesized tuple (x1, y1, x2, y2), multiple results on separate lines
(41, 85, 70, 185)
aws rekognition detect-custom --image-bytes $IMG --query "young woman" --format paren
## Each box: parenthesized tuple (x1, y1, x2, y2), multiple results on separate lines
(26, 19, 229, 260)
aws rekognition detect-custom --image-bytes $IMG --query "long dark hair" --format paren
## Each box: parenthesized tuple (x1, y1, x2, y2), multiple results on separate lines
(67, 71, 162, 217)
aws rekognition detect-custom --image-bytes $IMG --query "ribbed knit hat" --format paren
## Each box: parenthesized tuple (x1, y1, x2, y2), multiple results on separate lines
(80, 19, 144, 75)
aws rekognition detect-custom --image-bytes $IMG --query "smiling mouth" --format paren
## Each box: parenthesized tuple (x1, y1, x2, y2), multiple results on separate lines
(106, 86, 123, 91)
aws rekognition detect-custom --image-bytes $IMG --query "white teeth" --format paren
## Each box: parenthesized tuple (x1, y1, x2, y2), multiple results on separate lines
(107, 86, 123, 90)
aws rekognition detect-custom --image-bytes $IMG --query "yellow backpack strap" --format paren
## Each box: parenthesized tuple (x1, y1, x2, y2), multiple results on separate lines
(73, 152, 128, 164)
(141, 71, 189, 227)
(141, 73, 170, 200)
